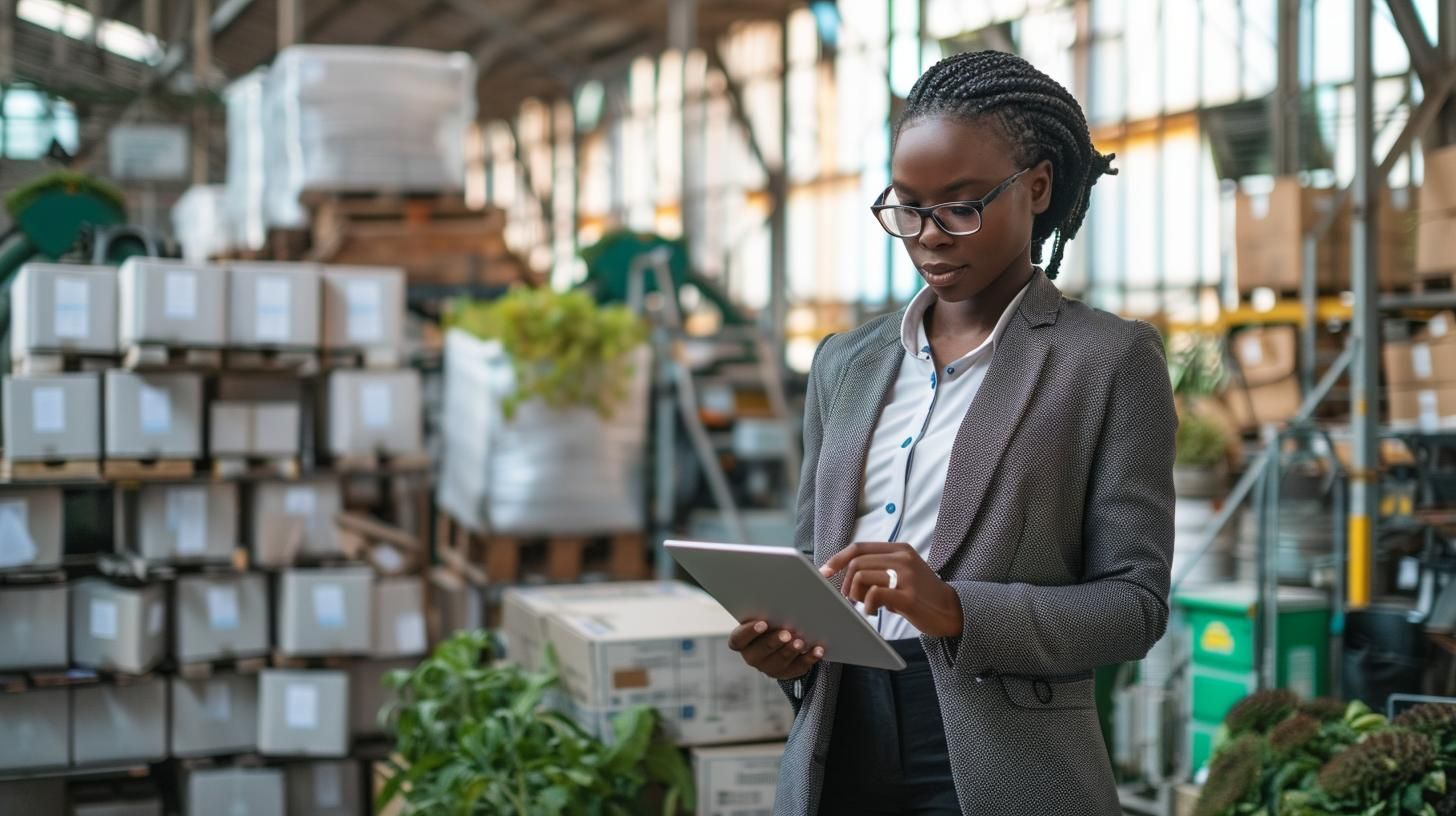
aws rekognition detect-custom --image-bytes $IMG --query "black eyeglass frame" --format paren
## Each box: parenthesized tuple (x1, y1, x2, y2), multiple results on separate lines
(871, 167, 1031, 238)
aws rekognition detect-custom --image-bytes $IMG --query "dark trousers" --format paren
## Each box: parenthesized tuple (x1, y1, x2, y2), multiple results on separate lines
(818, 638, 962, 815)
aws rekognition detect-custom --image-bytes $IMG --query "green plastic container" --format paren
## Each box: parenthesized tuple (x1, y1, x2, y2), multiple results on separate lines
(1174, 584, 1330, 773)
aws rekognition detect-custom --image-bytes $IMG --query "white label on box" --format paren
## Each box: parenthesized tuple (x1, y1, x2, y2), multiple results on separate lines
(285, 683, 319, 729)
(374, 545, 404, 573)
(165, 271, 198, 320)
(207, 585, 241, 631)
(1251, 193, 1271, 220)
(313, 584, 347, 629)
(1397, 556, 1421, 590)
(255, 276, 291, 342)
(148, 600, 164, 635)
(205, 680, 232, 720)
(90, 598, 119, 640)
(345, 279, 384, 343)
(166, 487, 209, 555)
(0, 500, 34, 569)
(139, 383, 173, 434)
(54, 277, 91, 339)
(285, 487, 316, 516)
(31, 387, 65, 433)
(1420, 390, 1441, 431)
(1431, 314, 1451, 338)
(360, 383, 393, 429)
(1239, 336, 1264, 366)
(1413, 344, 1434, 380)
(314, 763, 343, 808)
(395, 612, 426, 654)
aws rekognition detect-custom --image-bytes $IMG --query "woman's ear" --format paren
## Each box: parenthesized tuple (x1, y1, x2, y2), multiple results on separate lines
(1028, 159, 1054, 216)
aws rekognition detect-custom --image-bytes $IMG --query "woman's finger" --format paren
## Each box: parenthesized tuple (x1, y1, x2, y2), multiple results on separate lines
(820, 541, 901, 577)
(840, 553, 908, 600)
(863, 585, 913, 616)
(729, 620, 769, 651)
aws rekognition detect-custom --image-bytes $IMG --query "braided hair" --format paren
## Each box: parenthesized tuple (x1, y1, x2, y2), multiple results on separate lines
(895, 50, 1116, 280)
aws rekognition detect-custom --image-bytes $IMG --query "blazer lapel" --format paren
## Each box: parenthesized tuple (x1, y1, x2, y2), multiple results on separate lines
(926, 271, 1062, 573)
(813, 328, 904, 569)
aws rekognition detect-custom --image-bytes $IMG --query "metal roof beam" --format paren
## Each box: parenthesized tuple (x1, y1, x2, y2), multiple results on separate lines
(440, 0, 580, 87)
(1386, 0, 1442, 87)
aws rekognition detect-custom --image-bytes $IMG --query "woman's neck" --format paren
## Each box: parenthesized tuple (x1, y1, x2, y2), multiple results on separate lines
(925, 262, 1035, 345)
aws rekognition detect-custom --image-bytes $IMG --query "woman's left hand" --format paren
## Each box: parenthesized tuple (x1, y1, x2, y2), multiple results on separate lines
(819, 542, 964, 638)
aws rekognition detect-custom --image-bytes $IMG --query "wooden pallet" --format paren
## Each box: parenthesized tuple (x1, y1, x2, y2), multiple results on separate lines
(435, 512, 650, 584)
(320, 346, 404, 370)
(176, 655, 269, 681)
(269, 651, 358, 670)
(121, 344, 224, 371)
(0, 565, 66, 584)
(10, 351, 118, 375)
(0, 458, 102, 482)
(102, 458, 196, 481)
(211, 456, 301, 481)
(0, 668, 93, 693)
(97, 549, 247, 582)
(223, 348, 319, 373)
(333, 451, 431, 474)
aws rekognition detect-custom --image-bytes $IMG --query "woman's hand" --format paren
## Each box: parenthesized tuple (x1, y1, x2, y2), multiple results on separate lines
(728, 620, 824, 680)
(819, 542, 964, 638)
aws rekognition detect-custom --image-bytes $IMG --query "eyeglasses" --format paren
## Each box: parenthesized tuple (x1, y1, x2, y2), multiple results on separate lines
(871, 168, 1031, 238)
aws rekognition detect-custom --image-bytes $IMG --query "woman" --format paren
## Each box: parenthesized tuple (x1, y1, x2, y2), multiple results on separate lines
(728, 51, 1177, 815)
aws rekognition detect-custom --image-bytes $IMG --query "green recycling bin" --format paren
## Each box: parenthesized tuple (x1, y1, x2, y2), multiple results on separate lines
(1174, 584, 1330, 774)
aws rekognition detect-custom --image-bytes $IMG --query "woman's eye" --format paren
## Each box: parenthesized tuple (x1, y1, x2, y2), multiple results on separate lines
(945, 205, 976, 217)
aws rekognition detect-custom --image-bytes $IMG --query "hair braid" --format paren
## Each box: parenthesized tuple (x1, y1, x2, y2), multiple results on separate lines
(895, 50, 1116, 280)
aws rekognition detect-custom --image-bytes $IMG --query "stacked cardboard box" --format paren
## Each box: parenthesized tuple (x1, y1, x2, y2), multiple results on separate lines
(2, 373, 103, 461)
(174, 573, 269, 663)
(1386, 311, 1456, 430)
(9, 263, 118, 363)
(73, 801, 164, 816)
(692, 743, 785, 816)
(70, 580, 166, 675)
(348, 658, 411, 739)
(286, 761, 362, 815)
(135, 483, 238, 563)
(71, 680, 169, 765)
(0, 488, 63, 570)
(257, 669, 350, 757)
(227, 262, 321, 348)
(186, 767, 286, 816)
(1223, 326, 1302, 430)
(276, 567, 373, 656)
(170, 673, 260, 757)
(326, 369, 424, 458)
(1417, 145, 1456, 280)
(320, 266, 406, 353)
(372, 577, 428, 658)
(251, 478, 345, 566)
(0, 688, 69, 771)
(104, 371, 205, 459)
(0, 583, 68, 670)
(209, 401, 300, 458)
(1236, 179, 1348, 292)
(117, 258, 227, 349)
(504, 582, 792, 746)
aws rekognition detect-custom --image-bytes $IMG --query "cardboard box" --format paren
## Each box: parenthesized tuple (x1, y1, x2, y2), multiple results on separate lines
(251, 479, 344, 566)
(2, 373, 102, 460)
(1389, 384, 1456, 431)
(70, 579, 166, 674)
(10, 263, 117, 358)
(209, 401, 300, 457)
(0, 688, 70, 770)
(277, 567, 373, 656)
(692, 743, 784, 816)
(258, 669, 350, 757)
(428, 567, 486, 642)
(118, 258, 227, 347)
(372, 577, 428, 658)
(502, 581, 703, 670)
(1236, 179, 1349, 292)
(104, 370, 204, 459)
(0, 583, 69, 670)
(1383, 339, 1456, 388)
(0, 488, 64, 570)
(348, 659, 410, 738)
(71, 679, 168, 765)
(1378, 186, 1419, 289)
(1421, 143, 1456, 214)
(73, 800, 164, 816)
(227, 262, 320, 348)
(1230, 326, 1298, 386)
(187, 768, 285, 816)
(1416, 212, 1456, 277)
(544, 589, 792, 745)
(321, 266, 406, 351)
(326, 369, 424, 457)
(0, 780, 65, 812)
(286, 760, 362, 816)
(1225, 377, 1303, 431)
(174, 573, 269, 663)
(136, 483, 238, 563)
(170, 673, 260, 757)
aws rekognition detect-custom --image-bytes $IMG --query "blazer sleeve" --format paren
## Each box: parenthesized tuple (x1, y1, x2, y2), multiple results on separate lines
(932, 321, 1176, 679)
(777, 334, 834, 709)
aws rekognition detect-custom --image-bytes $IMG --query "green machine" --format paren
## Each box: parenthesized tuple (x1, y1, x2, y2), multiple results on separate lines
(1176, 584, 1331, 774)
(578, 230, 751, 325)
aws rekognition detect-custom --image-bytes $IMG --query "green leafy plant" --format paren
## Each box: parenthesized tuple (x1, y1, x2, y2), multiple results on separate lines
(1178, 413, 1231, 468)
(1169, 333, 1227, 400)
(446, 287, 649, 420)
(378, 630, 694, 816)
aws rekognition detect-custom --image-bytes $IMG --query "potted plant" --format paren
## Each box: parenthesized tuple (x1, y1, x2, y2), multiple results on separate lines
(1168, 334, 1235, 498)
(378, 631, 694, 815)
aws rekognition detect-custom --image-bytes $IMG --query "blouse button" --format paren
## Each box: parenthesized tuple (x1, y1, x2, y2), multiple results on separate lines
(885, 503, 896, 514)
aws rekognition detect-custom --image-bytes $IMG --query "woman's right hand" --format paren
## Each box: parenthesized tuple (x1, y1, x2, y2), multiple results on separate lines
(728, 620, 824, 680)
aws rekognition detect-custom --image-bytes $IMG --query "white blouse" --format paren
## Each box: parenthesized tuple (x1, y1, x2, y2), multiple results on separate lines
(852, 279, 1031, 640)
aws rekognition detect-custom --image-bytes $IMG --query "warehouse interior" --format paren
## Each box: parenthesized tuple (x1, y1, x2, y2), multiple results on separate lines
(1, 0, 1456, 814)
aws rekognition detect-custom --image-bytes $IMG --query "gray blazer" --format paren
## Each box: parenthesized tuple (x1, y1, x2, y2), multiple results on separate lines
(775, 269, 1176, 815)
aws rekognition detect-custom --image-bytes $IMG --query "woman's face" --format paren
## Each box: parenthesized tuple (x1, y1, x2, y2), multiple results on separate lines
(889, 116, 1053, 302)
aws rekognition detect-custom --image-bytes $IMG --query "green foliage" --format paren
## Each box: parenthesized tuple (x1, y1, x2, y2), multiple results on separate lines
(1227, 690, 1301, 737)
(1197, 734, 1267, 816)
(4, 171, 126, 218)
(1301, 698, 1353, 724)
(446, 287, 648, 420)
(1168, 334, 1227, 399)
(1395, 706, 1456, 741)
(1177, 413, 1231, 468)
(378, 631, 694, 816)
(1312, 731, 1436, 811)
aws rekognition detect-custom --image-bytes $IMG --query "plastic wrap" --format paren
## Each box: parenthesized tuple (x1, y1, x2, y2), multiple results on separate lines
(171, 185, 233, 262)
(436, 329, 648, 536)
(224, 69, 269, 249)
(262, 46, 476, 229)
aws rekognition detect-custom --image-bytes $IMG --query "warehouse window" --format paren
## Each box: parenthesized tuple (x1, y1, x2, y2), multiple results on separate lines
(0, 88, 80, 160)
(17, 0, 162, 64)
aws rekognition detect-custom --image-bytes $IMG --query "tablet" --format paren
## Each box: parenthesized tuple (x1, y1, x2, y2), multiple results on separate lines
(665, 540, 908, 671)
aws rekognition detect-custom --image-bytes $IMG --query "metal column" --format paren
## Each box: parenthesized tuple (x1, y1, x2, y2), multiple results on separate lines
(768, 20, 790, 367)
(1348, 0, 1378, 610)
(278, 0, 300, 51)
(192, 0, 212, 186)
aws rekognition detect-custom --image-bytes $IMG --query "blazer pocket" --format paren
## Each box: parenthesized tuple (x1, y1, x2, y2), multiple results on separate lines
(998, 674, 1096, 711)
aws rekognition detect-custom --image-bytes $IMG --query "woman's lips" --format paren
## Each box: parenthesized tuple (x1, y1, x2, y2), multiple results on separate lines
(920, 265, 967, 286)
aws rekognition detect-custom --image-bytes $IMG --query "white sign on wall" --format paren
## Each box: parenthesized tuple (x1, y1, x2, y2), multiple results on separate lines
(108, 124, 190, 181)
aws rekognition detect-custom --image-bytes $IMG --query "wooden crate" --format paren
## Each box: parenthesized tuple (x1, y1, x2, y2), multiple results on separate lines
(435, 512, 650, 585)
